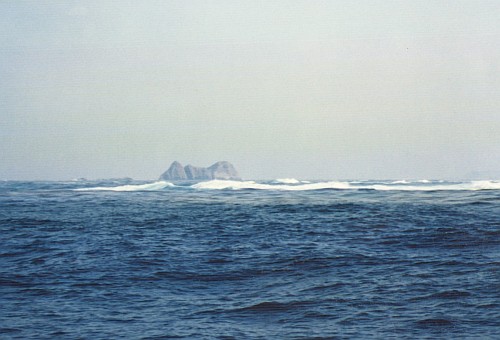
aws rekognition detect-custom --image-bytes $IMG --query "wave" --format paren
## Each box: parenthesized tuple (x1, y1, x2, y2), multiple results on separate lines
(390, 179, 435, 184)
(74, 180, 500, 192)
(274, 178, 301, 184)
(369, 180, 500, 191)
(192, 180, 352, 191)
(193, 180, 500, 191)
(75, 181, 175, 192)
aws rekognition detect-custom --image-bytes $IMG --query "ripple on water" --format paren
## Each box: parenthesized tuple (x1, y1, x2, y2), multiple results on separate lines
(1, 182, 499, 339)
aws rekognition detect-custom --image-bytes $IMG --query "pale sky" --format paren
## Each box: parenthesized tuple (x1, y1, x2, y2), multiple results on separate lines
(1, 1, 499, 180)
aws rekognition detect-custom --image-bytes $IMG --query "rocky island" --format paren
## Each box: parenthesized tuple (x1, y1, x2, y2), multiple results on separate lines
(160, 161, 240, 181)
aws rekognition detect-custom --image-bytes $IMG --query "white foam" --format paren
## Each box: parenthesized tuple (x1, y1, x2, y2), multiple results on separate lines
(275, 178, 300, 184)
(75, 179, 500, 192)
(191, 180, 352, 191)
(365, 180, 500, 191)
(191, 180, 500, 191)
(468, 180, 500, 190)
(75, 181, 175, 191)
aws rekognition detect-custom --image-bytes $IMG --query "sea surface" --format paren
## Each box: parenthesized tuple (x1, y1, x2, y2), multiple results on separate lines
(1, 179, 499, 339)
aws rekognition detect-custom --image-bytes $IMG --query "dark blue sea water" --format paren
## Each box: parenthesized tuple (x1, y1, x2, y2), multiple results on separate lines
(1, 179, 499, 339)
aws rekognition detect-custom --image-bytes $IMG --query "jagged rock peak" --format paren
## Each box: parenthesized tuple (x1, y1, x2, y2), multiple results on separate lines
(159, 161, 240, 181)
(159, 161, 187, 180)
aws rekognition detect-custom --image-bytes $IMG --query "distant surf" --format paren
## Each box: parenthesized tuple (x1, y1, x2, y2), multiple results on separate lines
(75, 179, 500, 191)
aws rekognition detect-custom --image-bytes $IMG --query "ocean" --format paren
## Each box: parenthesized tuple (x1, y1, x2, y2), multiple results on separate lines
(1, 179, 499, 339)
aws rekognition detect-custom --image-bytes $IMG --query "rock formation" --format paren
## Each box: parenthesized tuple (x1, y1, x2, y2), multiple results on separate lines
(207, 161, 239, 180)
(160, 161, 240, 181)
(184, 164, 211, 180)
(159, 161, 187, 180)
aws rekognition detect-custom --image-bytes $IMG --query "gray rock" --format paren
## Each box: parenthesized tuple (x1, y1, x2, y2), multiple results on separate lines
(159, 161, 240, 180)
(184, 164, 211, 180)
(159, 161, 187, 180)
(207, 161, 240, 180)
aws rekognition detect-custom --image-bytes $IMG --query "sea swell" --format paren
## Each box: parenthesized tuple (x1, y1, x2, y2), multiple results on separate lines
(2, 179, 499, 339)
(75, 179, 500, 192)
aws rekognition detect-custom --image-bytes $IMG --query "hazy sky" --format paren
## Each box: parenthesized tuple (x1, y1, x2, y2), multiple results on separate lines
(1, 1, 499, 180)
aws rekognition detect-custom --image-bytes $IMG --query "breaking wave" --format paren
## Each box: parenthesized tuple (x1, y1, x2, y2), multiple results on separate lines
(192, 180, 500, 191)
(75, 180, 500, 192)
(366, 180, 500, 191)
(192, 180, 351, 191)
(274, 178, 301, 184)
(391, 180, 410, 184)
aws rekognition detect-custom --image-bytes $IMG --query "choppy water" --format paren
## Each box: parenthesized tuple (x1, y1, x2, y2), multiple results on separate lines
(1, 179, 499, 339)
